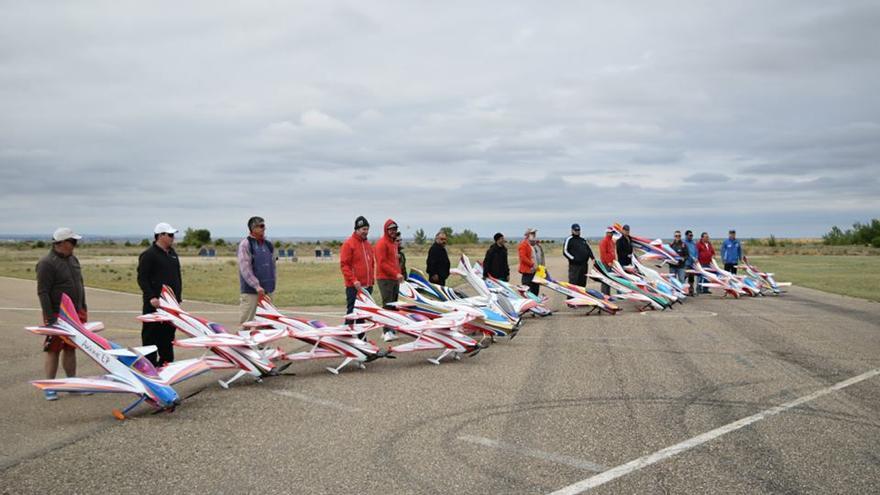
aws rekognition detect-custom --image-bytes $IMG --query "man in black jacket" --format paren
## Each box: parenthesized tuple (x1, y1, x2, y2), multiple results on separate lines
(137, 222, 182, 366)
(425, 231, 450, 285)
(563, 223, 594, 287)
(482, 233, 510, 281)
(616, 224, 634, 267)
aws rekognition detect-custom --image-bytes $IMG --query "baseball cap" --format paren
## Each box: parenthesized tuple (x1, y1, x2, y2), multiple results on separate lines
(52, 227, 82, 242)
(154, 222, 178, 235)
(605, 227, 613, 234)
(524, 227, 537, 236)
(571, 223, 580, 230)
(622, 224, 630, 231)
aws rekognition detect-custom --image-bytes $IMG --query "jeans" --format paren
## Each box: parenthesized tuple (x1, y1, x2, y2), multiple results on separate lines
(668, 266, 686, 284)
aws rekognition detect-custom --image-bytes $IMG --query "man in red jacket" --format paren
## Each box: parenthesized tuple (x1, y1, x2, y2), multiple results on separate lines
(697, 232, 715, 294)
(518, 228, 539, 295)
(340, 216, 375, 321)
(598, 227, 616, 295)
(374, 218, 404, 341)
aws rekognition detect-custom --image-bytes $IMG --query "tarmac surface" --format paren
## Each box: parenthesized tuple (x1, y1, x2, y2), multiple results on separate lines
(1, 270, 879, 494)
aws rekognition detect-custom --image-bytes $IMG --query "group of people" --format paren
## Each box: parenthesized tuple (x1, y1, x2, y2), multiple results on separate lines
(34, 216, 742, 401)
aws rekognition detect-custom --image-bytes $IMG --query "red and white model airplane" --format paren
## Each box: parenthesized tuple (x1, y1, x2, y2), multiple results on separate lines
(248, 298, 393, 375)
(348, 290, 485, 365)
(138, 286, 289, 388)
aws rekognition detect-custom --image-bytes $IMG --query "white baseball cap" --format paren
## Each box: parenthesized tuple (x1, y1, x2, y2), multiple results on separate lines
(52, 227, 82, 242)
(154, 222, 178, 235)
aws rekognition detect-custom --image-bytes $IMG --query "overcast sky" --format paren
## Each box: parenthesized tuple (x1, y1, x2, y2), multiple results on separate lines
(2, 1, 878, 240)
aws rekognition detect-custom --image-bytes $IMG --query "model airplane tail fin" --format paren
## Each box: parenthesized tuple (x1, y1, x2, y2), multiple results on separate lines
(356, 289, 380, 307)
(160, 285, 182, 310)
(57, 293, 85, 330)
(256, 298, 283, 316)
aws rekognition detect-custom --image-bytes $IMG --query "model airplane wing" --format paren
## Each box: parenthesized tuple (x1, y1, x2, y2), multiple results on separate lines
(238, 328, 289, 345)
(564, 298, 601, 307)
(389, 339, 446, 353)
(137, 313, 173, 323)
(25, 325, 74, 337)
(157, 358, 211, 385)
(31, 376, 142, 395)
(175, 335, 254, 348)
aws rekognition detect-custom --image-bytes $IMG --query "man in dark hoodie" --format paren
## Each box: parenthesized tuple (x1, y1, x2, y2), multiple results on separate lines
(482, 233, 510, 281)
(137, 222, 182, 366)
(426, 230, 450, 285)
(374, 218, 403, 342)
(616, 224, 634, 268)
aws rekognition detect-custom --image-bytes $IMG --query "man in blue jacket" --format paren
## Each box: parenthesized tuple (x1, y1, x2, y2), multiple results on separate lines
(721, 229, 742, 274)
(684, 230, 698, 296)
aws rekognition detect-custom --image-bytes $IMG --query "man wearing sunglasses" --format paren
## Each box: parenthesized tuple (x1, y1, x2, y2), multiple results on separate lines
(137, 222, 182, 366)
(36, 227, 87, 400)
(669, 230, 688, 284)
(237, 216, 276, 324)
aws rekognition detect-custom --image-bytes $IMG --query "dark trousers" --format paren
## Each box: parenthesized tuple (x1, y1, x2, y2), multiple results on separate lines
(521, 273, 539, 295)
(724, 263, 737, 274)
(601, 283, 611, 296)
(345, 286, 373, 315)
(687, 271, 696, 295)
(142, 322, 175, 367)
(568, 264, 587, 287)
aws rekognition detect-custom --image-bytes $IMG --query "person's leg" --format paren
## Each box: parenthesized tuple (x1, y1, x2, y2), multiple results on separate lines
(157, 323, 175, 365)
(576, 265, 587, 287)
(61, 346, 76, 377)
(677, 268, 686, 284)
(345, 286, 357, 315)
(142, 322, 160, 366)
(44, 349, 60, 379)
(567, 264, 578, 285)
(239, 293, 259, 325)
(601, 282, 610, 296)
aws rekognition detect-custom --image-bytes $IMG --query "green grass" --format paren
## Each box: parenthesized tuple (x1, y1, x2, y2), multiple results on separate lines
(750, 255, 880, 302)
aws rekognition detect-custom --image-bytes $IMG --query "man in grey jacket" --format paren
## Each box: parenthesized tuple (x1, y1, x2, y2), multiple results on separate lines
(36, 227, 87, 401)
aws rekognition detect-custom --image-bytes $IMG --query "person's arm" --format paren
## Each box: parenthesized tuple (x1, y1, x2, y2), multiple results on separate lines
(562, 237, 574, 261)
(36, 260, 56, 324)
(482, 248, 494, 278)
(237, 239, 262, 292)
(339, 242, 356, 286)
(585, 243, 595, 263)
(137, 250, 157, 305)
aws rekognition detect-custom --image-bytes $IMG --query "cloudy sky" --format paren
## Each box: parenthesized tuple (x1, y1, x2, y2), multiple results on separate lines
(2, 1, 878, 240)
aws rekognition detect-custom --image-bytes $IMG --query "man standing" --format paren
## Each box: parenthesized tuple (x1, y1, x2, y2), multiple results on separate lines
(616, 224, 634, 268)
(669, 231, 688, 283)
(36, 227, 86, 401)
(483, 233, 510, 281)
(697, 232, 715, 294)
(562, 223, 594, 287)
(340, 216, 375, 319)
(721, 229, 742, 274)
(426, 231, 450, 285)
(518, 228, 539, 295)
(683, 230, 698, 296)
(237, 216, 276, 324)
(375, 219, 403, 342)
(598, 227, 616, 295)
(137, 222, 182, 366)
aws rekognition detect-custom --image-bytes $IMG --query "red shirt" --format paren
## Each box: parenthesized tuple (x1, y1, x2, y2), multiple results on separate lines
(697, 241, 715, 265)
(374, 219, 401, 280)
(340, 233, 375, 287)
(518, 239, 535, 274)
(599, 235, 616, 265)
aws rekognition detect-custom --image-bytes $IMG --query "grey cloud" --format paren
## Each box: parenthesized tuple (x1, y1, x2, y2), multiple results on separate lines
(684, 173, 731, 183)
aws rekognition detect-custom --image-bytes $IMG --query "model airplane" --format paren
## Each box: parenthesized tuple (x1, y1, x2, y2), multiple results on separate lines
(631, 257, 687, 302)
(588, 260, 671, 311)
(27, 293, 210, 419)
(533, 266, 620, 315)
(738, 256, 791, 295)
(138, 286, 289, 388)
(469, 263, 552, 317)
(348, 290, 484, 365)
(688, 261, 749, 297)
(612, 223, 682, 265)
(246, 299, 392, 375)
(400, 272, 519, 340)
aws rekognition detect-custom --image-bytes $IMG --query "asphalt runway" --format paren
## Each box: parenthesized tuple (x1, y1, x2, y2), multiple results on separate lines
(1, 273, 879, 494)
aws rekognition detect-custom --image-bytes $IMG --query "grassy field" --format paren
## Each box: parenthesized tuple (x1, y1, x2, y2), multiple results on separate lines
(2, 245, 878, 306)
(747, 255, 880, 302)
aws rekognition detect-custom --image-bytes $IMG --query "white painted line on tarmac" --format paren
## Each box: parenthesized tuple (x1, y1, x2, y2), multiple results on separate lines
(459, 435, 606, 472)
(0, 306, 341, 317)
(269, 390, 362, 413)
(548, 367, 880, 494)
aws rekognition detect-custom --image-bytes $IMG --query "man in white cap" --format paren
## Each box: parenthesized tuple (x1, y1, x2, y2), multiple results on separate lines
(36, 227, 86, 400)
(137, 222, 182, 366)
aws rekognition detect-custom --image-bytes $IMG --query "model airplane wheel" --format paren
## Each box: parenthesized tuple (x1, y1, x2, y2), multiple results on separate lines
(453, 353, 461, 361)
(218, 380, 229, 389)
(112, 409, 126, 421)
(358, 363, 366, 370)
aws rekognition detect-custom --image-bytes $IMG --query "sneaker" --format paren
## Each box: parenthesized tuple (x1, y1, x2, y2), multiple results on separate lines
(44, 390, 58, 401)
(382, 331, 399, 342)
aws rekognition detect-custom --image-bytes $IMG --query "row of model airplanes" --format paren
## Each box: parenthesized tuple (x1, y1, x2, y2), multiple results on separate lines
(25, 223, 789, 419)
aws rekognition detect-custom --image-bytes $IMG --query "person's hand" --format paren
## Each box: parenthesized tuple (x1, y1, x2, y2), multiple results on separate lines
(263, 293, 272, 302)
(353, 281, 362, 291)
(396, 273, 404, 282)
(150, 297, 160, 308)
(256, 287, 265, 297)
(430, 275, 438, 283)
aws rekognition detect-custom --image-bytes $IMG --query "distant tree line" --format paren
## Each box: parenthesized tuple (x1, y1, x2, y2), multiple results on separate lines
(823, 219, 880, 247)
